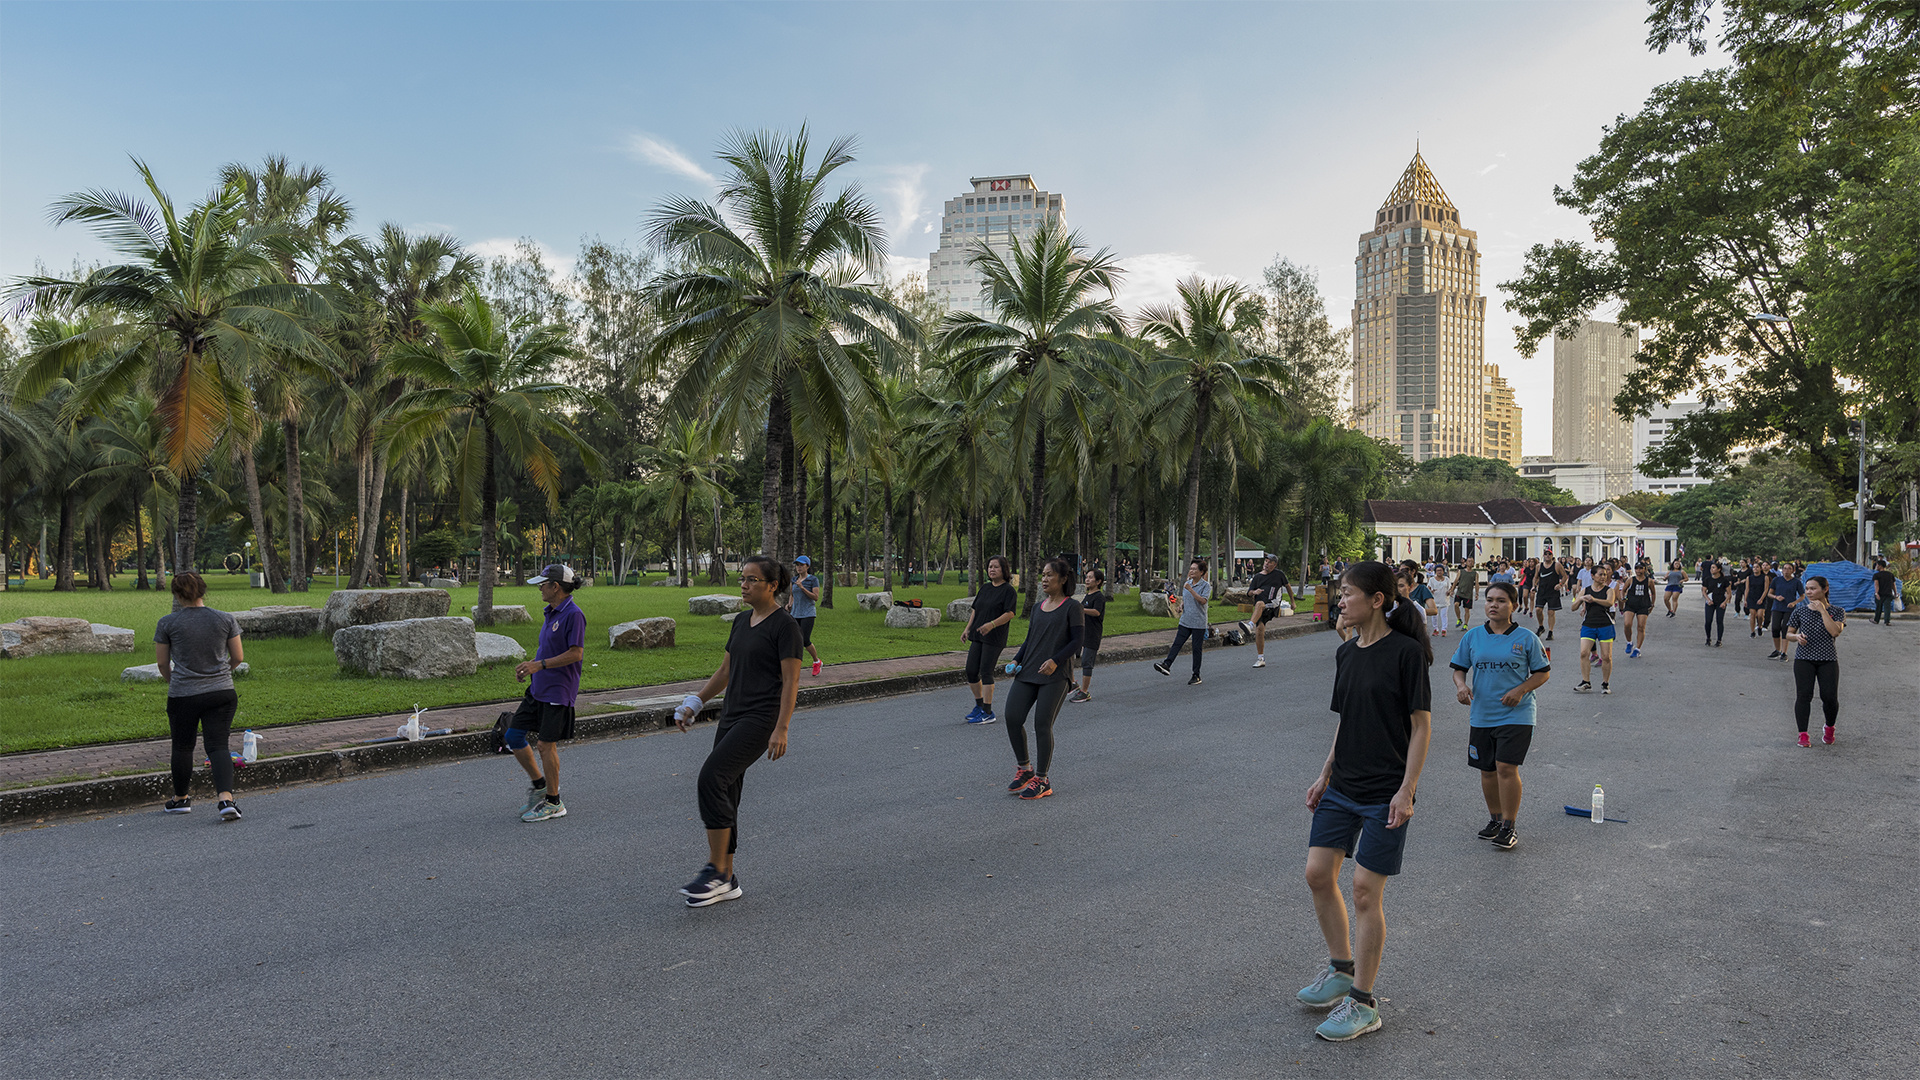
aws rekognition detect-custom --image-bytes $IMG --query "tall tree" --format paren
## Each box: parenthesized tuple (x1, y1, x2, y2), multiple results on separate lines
(640, 418, 729, 587)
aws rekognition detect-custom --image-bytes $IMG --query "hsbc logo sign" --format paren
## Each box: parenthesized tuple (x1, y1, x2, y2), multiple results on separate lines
(989, 179, 1011, 191)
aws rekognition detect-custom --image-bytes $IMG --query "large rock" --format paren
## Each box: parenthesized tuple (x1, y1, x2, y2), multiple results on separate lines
(688, 593, 745, 616)
(475, 632, 526, 666)
(123, 661, 248, 683)
(332, 617, 477, 680)
(1, 617, 134, 658)
(857, 591, 892, 611)
(1222, 587, 1257, 606)
(609, 617, 676, 650)
(232, 605, 322, 638)
(946, 596, 975, 623)
(426, 577, 460, 590)
(884, 606, 941, 629)
(319, 588, 451, 637)
(650, 577, 687, 587)
(867, 575, 886, 588)
(1139, 591, 1172, 618)
(466, 604, 529, 624)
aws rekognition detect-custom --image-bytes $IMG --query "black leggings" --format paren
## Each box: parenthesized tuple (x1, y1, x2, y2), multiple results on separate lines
(1704, 603, 1725, 642)
(1164, 625, 1205, 675)
(1792, 659, 1839, 733)
(965, 639, 1005, 686)
(1002, 679, 1070, 776)
(697, 714, 775, 853)
(167, 689, 238, 797)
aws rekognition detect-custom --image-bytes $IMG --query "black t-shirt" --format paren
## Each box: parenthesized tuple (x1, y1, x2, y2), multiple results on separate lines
(969, 582, 1018, 649)
(1080, 590, 1108, 647)
(1536, 566, 1561, 597)
(1581, 585, 1616, 628)
(1704, 575, 1731, 605)
(1746, 572, 1768, 602)
(1873, 569, 1897, 598)
(1014, 597, 1084, 684)
(1250, 571, 1288, 605)
(721, 607, 804, 723)
(1327, 632, 1432, 805)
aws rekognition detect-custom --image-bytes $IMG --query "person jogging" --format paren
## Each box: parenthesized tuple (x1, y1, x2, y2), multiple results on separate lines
(1238, 554, 1290, 668)
(1533, 557, 1563, 641)
(675, 554, 804, 908)
(1787, 575, 1846, 747)
(1451, 559, 1480, 629)
(788, 555, 823, 677)
(1449, 581, 1549, 851)
(153, 572, 245, 821)
(1746, 559, 1772, 639)
(961, 556, 1018, 725)
(1767, 563, 1803, 662)
(1870, 559, 1898, 625)
(1730, 560, 1750, 618)
(1573, 573, 1617, 694)
(507, 564, 587, 822)
(1297, 560, 1432, 1042)
(1000, 559, 1085, 799)
(1154, 558, 1213, 684)
(1620, 564, 1656, 658)
(1663, 561, 1686, 617)
(1701, 561, 1731, 647)
(1071, 567, 1107, 703)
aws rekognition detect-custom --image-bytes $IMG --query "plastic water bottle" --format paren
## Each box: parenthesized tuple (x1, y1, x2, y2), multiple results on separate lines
(241, 729, 261, 764)
(1591, 784, 1605, 825)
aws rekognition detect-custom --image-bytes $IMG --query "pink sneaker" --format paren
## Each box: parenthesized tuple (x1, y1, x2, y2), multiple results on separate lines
(1797, 732, 1812, 748)
(811, 659, 822, 677)
(1822, 725, 1835, 745)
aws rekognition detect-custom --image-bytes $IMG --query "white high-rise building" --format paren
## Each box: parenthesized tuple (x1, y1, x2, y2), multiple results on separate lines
(926, 175, 1065, 315)
(1552, 319, 1639, 496)
(1633, 401, 1711, 492)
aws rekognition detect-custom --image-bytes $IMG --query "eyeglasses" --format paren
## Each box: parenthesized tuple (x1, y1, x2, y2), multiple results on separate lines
(741, 576, 769, 585)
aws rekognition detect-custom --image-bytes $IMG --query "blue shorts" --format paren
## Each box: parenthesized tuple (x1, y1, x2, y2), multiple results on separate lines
(1309, 784, 1408, 877)
(1664, 585, 1683, 593)
(1580, 624, 1615, 642)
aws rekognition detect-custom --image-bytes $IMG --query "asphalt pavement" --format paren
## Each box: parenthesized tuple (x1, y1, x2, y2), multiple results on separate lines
(3, 605, 1915, 1078)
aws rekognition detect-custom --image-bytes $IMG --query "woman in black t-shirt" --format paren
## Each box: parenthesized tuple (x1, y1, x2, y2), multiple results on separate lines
(1701, 562, 1731, 647)
(1071, 567, 1108, 703)
(1746, 560, 1772, 637)
(962, 556, 1018, 725)
(1000, 559, 1085, 800)
(1621, 565, 1656, 658)
(674, 554, 804, 908)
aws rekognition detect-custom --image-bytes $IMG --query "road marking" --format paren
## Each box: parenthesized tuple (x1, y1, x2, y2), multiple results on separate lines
(662, 959, 696, 971)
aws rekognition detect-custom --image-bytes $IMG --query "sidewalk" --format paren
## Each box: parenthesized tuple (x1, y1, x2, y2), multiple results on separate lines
(1, 613, 1333, 790)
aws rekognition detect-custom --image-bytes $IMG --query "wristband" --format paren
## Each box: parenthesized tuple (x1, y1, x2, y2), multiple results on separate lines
(680, 694, 704, 714)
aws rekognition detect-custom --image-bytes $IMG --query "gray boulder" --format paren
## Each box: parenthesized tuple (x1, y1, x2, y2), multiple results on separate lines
(475, 632, 526, 665)
(867, 575, 886, 588)
(465, 604, 529, 625)
(609, 617, 676, 650)
(123, 660, 249, 682)
(426, 577, 460, 590)
(1139, 591, 1172, 618)
(883, 606, 940, 629)
(857, 591, 892, 611)
(946, 596, 975, 623)
(1222, 587, 1257, 606)
(232, 605, 323, 638)
(319, 588, 451, 637)
(332, 616, 477, 680)
(1, 617, 134, 658)
(688, 593, 745, 616)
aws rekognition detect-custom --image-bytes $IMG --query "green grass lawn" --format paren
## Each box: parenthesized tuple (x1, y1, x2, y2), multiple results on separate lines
(1, 573, 1229, 754)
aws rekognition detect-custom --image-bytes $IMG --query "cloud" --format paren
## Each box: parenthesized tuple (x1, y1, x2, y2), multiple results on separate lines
(469, 236, 576, 280)
(872, 163, 932, 252)
(1110, 252, 1211, 315)
(625, 133, 718, 188)
(1479, 163, 1500, 176)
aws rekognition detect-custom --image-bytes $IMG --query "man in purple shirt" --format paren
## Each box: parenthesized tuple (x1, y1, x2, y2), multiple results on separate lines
(508, 564, 587, 822)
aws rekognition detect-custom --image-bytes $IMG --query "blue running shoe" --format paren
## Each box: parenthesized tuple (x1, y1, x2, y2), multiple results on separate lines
(1296, 965, 1354, 1008)
(968, 709, 997, 726)
(1315, 996, 1382, 1041)
(964, 704, 984, 723)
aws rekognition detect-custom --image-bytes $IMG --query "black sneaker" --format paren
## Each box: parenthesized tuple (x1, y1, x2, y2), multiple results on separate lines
(1152, 661, 1172, 677)
(1546, 630, 1553, 640)
(1187, 673, 1202, 685)
(1476, 817, 1503, 840)
(684, 873, 742, 907)
(1601, 683, 1611, 694)
(217, 799, 242, 822)
(679, 863, 731, 900)
(1491, 824, 1518, 850)
(164, 797, 192, 814)
(1007, 766, 1035, 793)
(1575, 681, 1592, 693)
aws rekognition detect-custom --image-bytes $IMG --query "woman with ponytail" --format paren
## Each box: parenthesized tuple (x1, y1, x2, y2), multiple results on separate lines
(1296, 560, 1432, 1042)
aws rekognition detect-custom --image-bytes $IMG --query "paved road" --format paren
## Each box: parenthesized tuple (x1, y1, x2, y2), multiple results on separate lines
(4, 611, 1915, 1077)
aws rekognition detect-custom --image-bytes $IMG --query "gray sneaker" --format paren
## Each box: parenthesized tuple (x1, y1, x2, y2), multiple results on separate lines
(521, 785, 547, 817)
(521, 797, 567, 822)
(1297, 964, 1355, 1008)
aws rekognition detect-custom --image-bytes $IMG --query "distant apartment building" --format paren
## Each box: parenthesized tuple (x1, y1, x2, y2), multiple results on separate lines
(1521, 457, 1608, 504)
(1350, 150, 1489, 463)
(926, 175, 1065, 315)
(1482, 365, 1522, 468)
(1552, 319, 1638, 496)
(1633, 401, 1711, 492)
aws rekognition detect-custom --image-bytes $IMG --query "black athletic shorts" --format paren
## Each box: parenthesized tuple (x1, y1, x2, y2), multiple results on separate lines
(1457, 596, 1474, 608)
(1255, 604, 1283, 625)
(1468, 724, 1533, 770)
(797, 616, 816, 647)
(1537, 592, 1561, 610)
(508, 692, 576, 743)
(1624, 602, 1652, 616)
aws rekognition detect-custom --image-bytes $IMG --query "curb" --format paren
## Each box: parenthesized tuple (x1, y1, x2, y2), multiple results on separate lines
(0, 619, 1331, 825)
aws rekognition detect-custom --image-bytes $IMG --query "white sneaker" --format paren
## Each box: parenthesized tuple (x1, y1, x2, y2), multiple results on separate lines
(1253, 655, 1266, 668)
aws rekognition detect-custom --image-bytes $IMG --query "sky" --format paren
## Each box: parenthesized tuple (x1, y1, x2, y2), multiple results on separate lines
(0, 1, 1723, 456)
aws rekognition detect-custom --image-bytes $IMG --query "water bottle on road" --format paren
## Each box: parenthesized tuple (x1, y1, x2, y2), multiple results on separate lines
(1591, 784, 1605, 825)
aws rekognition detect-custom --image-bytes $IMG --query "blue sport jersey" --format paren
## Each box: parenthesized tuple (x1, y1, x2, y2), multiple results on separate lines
(1448, 622, 1549, 727)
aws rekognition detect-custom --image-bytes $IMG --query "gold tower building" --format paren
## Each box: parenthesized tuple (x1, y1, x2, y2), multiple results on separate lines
(1351, 151, 1487, 461)
(1482, 364, 1521, 468)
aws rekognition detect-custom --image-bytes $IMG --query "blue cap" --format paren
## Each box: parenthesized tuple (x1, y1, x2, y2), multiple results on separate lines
(794, 555, 811, 565)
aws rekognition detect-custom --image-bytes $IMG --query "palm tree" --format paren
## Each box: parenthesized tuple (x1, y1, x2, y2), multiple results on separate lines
(223, 156, 353, 592)
(934, 219, 1129, 609)
(640, 418, 730, 587)
(907, 358, 1007, 596)
(384, 288, 602, 625)
(1136, 276, 1293, 571)
(0, 381, 54, 582)
(1280, 418, 1380, 586)
(6, 161, 334, 579)
(75, 393, 177, 590)
(643, 127, 914, 562)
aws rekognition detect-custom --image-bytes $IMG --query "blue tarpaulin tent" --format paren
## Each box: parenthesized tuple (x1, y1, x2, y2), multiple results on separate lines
(1804, 561, 1876, 611)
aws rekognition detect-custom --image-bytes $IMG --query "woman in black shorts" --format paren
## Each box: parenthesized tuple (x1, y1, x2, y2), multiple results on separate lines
(1621, 564, 1656, 658)
(1701, 561, 1731, 646)
(999, 559, 1085, 800)
(961, 556, 1018, 725)
(153, 572, 246, 821)
(1786, 575, 1845, 747)
(1747, 560, 1773, 638)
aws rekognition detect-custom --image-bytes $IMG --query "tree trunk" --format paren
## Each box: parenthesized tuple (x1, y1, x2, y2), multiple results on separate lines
(939, 512, 952, 583)
(881, 480, 895, 590)
(173, 473, 199, 607)
(761, 388, 789, 558)
(54, 488, 76, 592)
(1182, 392, 1212, 566)
(796, 455, 810, 561)
(968, 504, 982, 597)
(1107, 462, 1121, 591)
(1025, 418, 1047, 613)
(779, 423, 798, 565)
(860, 469, 871, 588)
(843, 500, 853, 590)
(709, 495, 726, 583)
(396, 485, 410, 584)
(284, 415, 308, 591)
(354, 451, 390, 588)
(133, 503, 148, 590)
(904, 495, 918, 588)
(1137, 467, 1150, 585)
(240, 442, 287, 593)
(1300, 514, 1314, 598)
(477, 421, 498, 626)
(822, 445, 835, 608)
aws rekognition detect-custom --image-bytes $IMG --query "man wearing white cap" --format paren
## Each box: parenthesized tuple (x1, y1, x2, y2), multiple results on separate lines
(507, 564, 587, 821)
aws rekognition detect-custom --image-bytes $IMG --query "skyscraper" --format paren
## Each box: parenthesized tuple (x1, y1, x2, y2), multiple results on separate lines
(1351, 151, 1487, 462)
(926, 175, 1065, 315)
(1551, 319, 1638, 495)
(1482, 364, 1522, 468)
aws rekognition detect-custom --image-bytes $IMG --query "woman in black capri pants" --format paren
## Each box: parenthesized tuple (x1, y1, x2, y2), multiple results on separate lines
(999, 559, 1085, 800)
(153, 572, 246, 821)
(961, 555, 1018, 726)
(1787, 575, 1845, 748)
(1701, 561, 1731, 646)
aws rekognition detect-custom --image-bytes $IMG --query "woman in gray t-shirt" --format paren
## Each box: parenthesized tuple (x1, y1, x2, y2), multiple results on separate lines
(152, 572, 246, 820)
